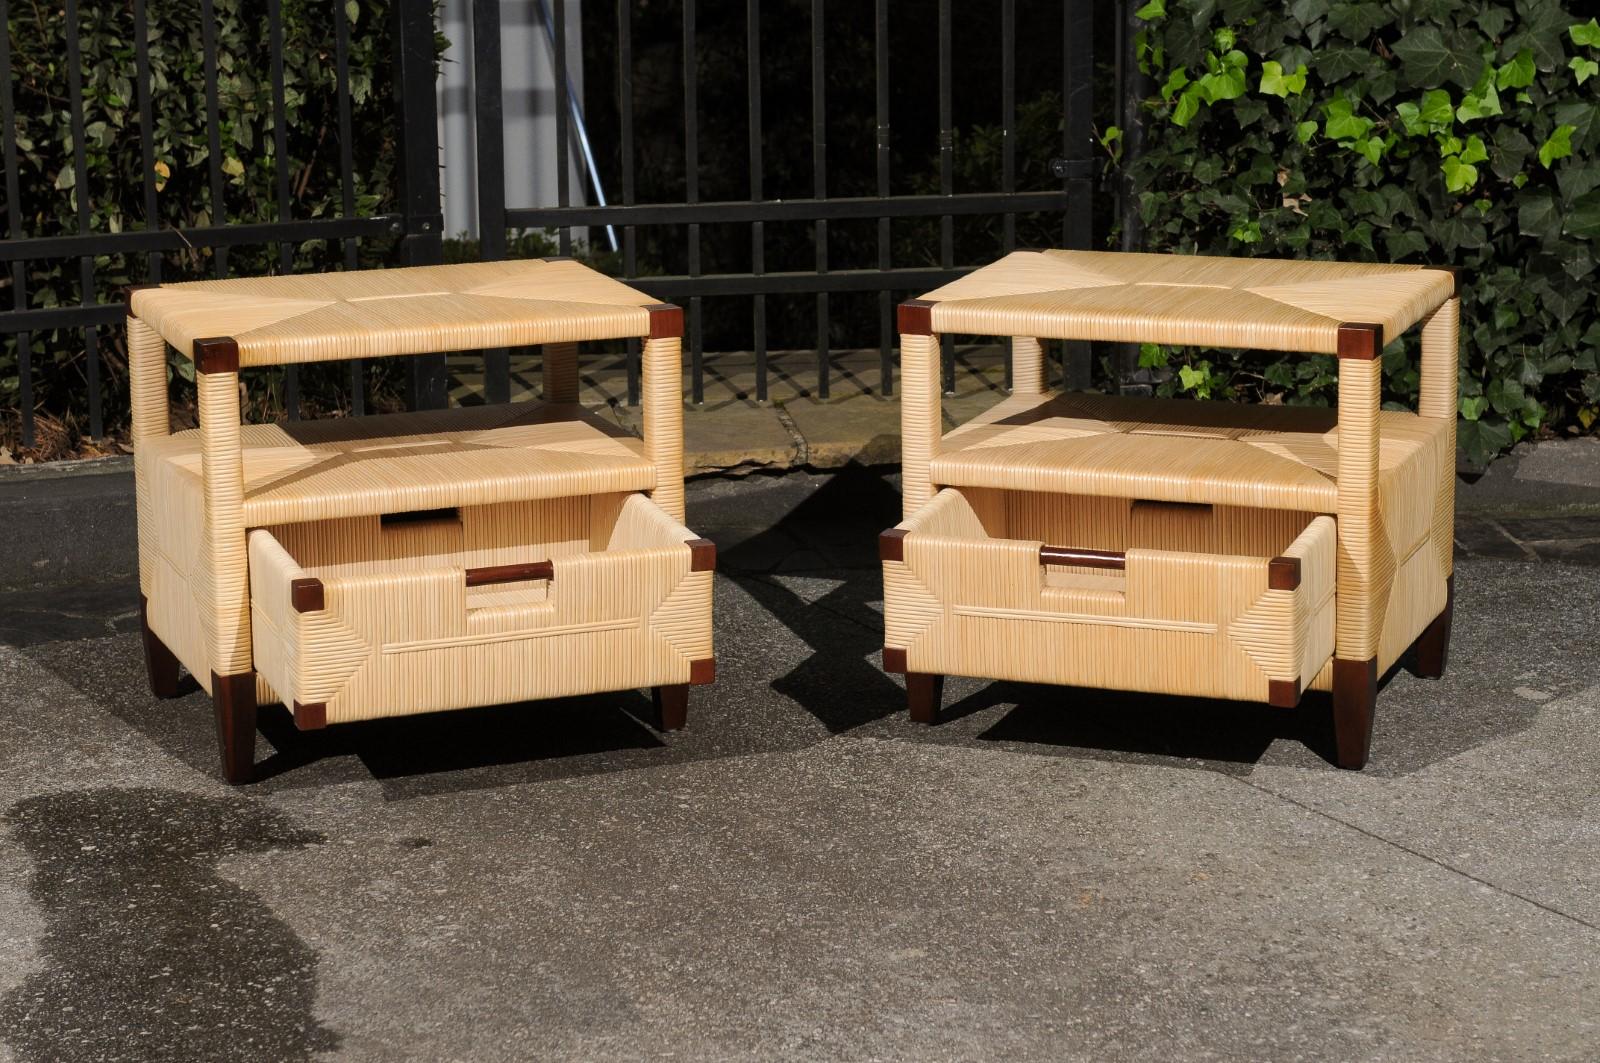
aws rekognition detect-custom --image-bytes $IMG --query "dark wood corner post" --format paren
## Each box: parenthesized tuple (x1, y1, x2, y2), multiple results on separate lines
(211, 673, 259, 785)
(879, 528, 943, 723)
(1331, 657, 1378, 771)
(1412, 574, 1454, 680)
(140, 596, 182, 698)
(651, 538, 716, 732)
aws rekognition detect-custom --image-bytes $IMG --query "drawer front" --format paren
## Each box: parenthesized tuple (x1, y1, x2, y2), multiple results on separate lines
(883, 489, 1335, 705)
(249, 494, 713, 723)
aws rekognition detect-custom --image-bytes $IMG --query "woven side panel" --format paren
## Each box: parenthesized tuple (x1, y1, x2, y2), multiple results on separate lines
(1335, 357, 1394, 660)
(900, 332, 942, 518)
(463, 496, 590, 569)
(1419, 298, 1459, 580)
(198, 371, 252, 676)
(641, 336, 685, 521)
(1126, 550, 1262, 624)
(1376, 542, 1449, 673)
(1227, 516, 1336, 682)
(882, 561, 944, 648)
(247, 530, 303, 703)
(1005, 492, 1131, 550)
(542, 340, 580, 403)
(130, 316, 169, 596)
(1011, 336, 1045, 395)
(649, 569, 714, 661)
(607, 491, 696, 550)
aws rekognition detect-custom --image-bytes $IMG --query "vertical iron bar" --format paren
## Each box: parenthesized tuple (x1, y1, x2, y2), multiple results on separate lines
(618, 0, 639, 406)
(269, 0, 299, 419)
(1002, 0, 1016, 392)
(1062, 0, 1095, 390)
(134, 0, 160, 285)
(392, 0, 447, 409)
(334, 0, 364, 414)
(747, 0, 766, 402)
(473, 0, 510, 405)
(200, 0, 228, 277)
(64, 0, 100, 437)
(875, 0, 891, 397)
(683, 0, 702, 404)
(1117, 0, 1148, 391)
(811, 0, 829, 399)
(552, 0, 571, 256)
(0, 0, 32, 446)
(937, 0, 954, 394)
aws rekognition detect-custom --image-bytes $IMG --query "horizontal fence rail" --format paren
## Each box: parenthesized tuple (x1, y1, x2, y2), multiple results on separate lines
(3, 0, 1102, 448)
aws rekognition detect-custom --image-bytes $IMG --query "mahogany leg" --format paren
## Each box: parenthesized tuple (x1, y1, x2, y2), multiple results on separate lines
(1331, 657, 1377, 770)
(212, 672, 258, 785)
(139, 596, 181, 698)
(652, 684, 688, 731)
(1412, 575, 1454, 679)
(906, 673, 944, 725)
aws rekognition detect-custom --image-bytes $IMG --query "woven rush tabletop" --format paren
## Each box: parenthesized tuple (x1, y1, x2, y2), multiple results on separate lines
(917, 250, 1455, 353)
(931, 390, 1451, 512)
(128, 259, 661, 366)
(138, 401, 655, 526)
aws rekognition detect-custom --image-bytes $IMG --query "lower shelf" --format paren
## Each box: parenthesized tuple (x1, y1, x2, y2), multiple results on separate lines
(247, 492, 713, 724)
(883, 487, 1336, 705)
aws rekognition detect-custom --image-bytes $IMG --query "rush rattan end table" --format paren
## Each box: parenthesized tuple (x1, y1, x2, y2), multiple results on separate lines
(128, 259, 715, 783)
(882, 250, 1458, 769)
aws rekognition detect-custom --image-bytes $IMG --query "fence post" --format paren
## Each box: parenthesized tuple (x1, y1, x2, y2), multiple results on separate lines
(1117, 0, 1148, 394)
(391, 0, 447, 410)
(1060, 0, 1095, 391)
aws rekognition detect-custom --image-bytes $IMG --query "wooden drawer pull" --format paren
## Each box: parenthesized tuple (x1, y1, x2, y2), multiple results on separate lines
(1039, 545, 1126, 570)
(465, 561, 554, 586)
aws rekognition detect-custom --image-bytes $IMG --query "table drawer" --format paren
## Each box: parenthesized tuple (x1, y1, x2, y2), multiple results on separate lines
(248, 492, 714, 724)
(882, 488, 1335, 705)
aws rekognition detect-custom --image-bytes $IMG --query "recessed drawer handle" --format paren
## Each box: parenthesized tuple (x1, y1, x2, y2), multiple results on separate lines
(1038, 545, 1126, 571)
(465, 561, 554, 586)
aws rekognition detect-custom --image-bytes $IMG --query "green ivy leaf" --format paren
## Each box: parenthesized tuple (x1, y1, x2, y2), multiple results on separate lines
(1460, 395, 1489, 420)
(1456, 83, 1502, 121)
(1323, 96, 1373, 140)
(1230, 218, 1262, 242)
(1572, 57, 1599, 85)
(1539, 125, 1576, 168)
(1567, 190, 1600, 241)
(1138, 343, 1169, 368)
(1295, 120, 1319, 143)
(345, 0, 359, 24)
(1161, 67, 1190, 100)
(1496, 49, 1536, 89)
(1259, 61, 1308, 97)
(1459, 134, 1488, 165)
(1571, 19, 1600, 47)
(1418, 88, 1454, 129)
(1442, 155, 1479, 192)
(1173, 87, 1202, 127)
(1391, 25, 1483, 89)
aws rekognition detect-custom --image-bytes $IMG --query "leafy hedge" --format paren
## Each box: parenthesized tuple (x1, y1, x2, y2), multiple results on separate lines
(1121, 0, 1600, 464)
(2, 0, 409, 453)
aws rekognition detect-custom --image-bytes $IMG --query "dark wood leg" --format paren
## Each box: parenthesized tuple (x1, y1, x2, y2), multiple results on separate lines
(652, 684, 688, 731)
(1331, 657, 1377, 770)
(906, 673, 944, 724)
(1412, 575, 1454, 679)
(140, 596, 181, 698)
(212, 672, 258, 784)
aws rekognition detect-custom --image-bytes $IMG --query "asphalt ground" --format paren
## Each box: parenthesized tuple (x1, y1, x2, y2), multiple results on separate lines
(1, 460, 1598, 1061)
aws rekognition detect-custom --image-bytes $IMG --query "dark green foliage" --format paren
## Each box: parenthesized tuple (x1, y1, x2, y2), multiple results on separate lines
(2, 0, 408, 451)
(1125, 0, 1600, 463)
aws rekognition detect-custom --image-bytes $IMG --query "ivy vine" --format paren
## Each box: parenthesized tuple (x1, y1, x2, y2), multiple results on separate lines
(1118, 0, 1600, 465)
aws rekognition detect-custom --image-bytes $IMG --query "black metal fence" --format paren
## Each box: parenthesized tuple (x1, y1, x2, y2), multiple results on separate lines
(1, 0, 1112, 447)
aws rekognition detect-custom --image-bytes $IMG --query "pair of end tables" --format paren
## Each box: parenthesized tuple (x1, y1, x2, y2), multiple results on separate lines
(127, 251, 1457, 781)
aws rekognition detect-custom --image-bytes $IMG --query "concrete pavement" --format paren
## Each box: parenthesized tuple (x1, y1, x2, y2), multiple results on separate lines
(1, 458, 1599, 1060)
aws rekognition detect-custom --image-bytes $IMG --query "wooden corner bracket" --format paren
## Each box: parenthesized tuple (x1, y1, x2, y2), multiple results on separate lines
(882, 646, 907, 674)
(1267, 556, 1302, 591)
(1335, 322, 1383, 360)
(645, 303, 684, 339)
(1267, 678, 1302, 708)
(685, 538, 717, 572)
(897, 299, 937, 336)
(193, 336, 241, 374)
(292, 701, 328, 730)
(689, 658, 716, 685)
(290, 577, 325, 613)
(879, 528, 909, 562)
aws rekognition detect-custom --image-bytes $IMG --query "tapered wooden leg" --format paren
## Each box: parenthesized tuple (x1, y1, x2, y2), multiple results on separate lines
(212, 672, 258, 784)
(140, 596, 181, 698)
(906, 673, 944, 724)
(652, 685, 688, 731)
(1412, 575, 1454, 679)
(1331, 657, 1377, 770)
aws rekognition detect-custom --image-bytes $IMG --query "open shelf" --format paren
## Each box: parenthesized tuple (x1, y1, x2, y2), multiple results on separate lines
(139, 401, 656, 527)
(932, 391, 1450, 513)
